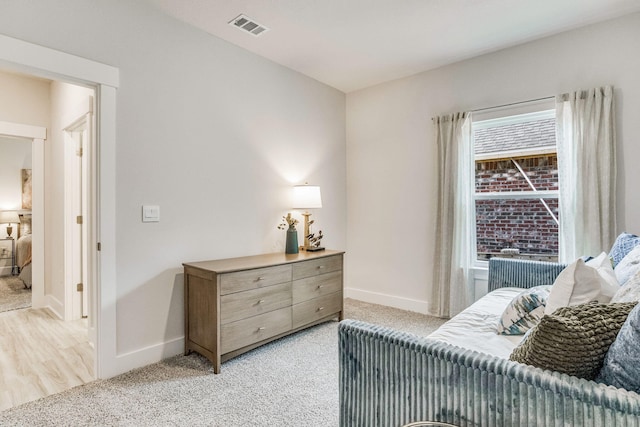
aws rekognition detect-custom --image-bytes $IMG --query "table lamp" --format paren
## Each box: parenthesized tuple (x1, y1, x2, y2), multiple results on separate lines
(292, 184, 323, 251)
(0, 210, 20, 238)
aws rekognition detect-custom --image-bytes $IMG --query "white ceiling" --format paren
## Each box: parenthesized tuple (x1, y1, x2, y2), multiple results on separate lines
(143, 0, 640, 93)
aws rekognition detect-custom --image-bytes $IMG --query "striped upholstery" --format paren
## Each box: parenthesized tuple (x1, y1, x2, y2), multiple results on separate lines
(488, 258, 567, 292)
(339, 320, 640, 427)
(339, 258, 640, 426)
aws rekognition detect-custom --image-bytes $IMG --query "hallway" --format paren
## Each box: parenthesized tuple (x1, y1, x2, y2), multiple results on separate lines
(0, 307, 93, 411)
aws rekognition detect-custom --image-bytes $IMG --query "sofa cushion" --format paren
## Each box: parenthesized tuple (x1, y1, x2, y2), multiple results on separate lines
(614, 244, 640, 286)
(544, 254, 618, 315)
(510, 301, 637, 380)
(612, 270, 640, 303)
(597, 304, 640, 392)
(497, 286, 551, 335)
(609, 232, 640, 267)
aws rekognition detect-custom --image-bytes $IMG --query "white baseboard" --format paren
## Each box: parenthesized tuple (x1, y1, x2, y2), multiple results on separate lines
(45, 294, 64, 319)
(345, 287, 429, 314)
(114, 336, 184, 375)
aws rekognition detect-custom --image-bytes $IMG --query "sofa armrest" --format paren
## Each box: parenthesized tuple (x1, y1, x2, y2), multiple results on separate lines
(339, 319, 640, 427)
(487, 257, 567, 292)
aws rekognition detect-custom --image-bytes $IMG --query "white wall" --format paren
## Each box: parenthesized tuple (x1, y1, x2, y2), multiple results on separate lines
(0, 71, 50, 127)
(0, 136, 31, 213)
(0, 1, 346, 375)
(346, 13, 640, 313)
(0, 72, 48, 277)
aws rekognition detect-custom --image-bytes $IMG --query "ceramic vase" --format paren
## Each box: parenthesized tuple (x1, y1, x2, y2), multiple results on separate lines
(285, 227, 299, 254)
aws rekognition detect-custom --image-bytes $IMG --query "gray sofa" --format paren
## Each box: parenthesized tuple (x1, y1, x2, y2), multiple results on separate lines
(339, 258, 640, 426)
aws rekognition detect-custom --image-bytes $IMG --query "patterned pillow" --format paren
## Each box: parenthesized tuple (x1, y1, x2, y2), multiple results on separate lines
(597, 304, 640, 392)
(510, 302, 637, 380)
(611, 271, 640, 303)
(614, 244, 640, 286)
(497, 286, 552, 335)
(609, 232, 640, 268)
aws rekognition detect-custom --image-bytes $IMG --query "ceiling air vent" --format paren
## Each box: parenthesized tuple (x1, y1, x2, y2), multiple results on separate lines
(229, 14, 269, 37)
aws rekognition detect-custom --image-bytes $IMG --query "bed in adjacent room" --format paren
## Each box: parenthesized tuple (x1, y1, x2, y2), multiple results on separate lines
(16, 219, 32, 289)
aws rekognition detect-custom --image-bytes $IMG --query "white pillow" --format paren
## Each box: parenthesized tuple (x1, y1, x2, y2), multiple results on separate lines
(544, 254, 618, 315)
(585, 251, 620, 301)
(612, 270, 640, 303)
(614, 245, 640, 286)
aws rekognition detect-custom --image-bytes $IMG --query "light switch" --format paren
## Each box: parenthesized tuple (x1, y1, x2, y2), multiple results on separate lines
(142, 205, 160, 222)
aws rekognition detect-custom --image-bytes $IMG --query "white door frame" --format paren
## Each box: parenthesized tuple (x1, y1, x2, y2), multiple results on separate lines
(0, 34, 120, 379)
(63, 98, 93, 324)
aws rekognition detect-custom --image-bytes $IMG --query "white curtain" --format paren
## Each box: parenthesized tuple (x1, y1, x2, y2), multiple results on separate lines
(556, 86, 616, 262)
(430, 112, 473, 318)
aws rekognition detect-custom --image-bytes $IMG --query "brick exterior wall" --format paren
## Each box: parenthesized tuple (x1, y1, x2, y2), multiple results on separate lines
(475, 154, 559, 260)
(476, 156, 558, 192)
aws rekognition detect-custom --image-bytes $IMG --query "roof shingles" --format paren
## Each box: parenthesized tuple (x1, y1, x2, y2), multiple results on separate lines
(475, 118, 556, 155)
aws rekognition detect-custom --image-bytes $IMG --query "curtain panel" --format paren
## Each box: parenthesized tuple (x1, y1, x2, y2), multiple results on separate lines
(556, 86, 616, 262)
(430, 112, 473, 318)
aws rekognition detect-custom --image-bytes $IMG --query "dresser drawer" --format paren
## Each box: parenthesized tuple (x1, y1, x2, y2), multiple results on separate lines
(292, 291, 342, 329)
(220, 264, 291, 295)
(292, 255, 342, 280)
(221, 282, 292, 324)
(220, 307, 292, 354)
(292, 271, 342, 304)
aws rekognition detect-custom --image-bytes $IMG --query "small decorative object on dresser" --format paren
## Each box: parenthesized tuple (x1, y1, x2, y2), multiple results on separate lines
(183, 250, 344, 373)
(278, 213, 299, 254)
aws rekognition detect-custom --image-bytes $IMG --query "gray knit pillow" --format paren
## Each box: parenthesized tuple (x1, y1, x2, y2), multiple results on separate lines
(509, 302, 638, 380)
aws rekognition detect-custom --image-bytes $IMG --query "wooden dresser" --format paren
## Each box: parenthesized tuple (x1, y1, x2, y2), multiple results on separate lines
(183, 249, 344, 373)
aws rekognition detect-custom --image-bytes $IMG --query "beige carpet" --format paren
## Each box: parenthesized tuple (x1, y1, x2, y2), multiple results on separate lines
(0, 298, 446, 426)
(0, 276, 31, 313)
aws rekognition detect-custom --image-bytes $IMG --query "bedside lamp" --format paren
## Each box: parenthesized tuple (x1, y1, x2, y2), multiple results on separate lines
(0, 211, 20, 238)
(292, 184, 323, 251)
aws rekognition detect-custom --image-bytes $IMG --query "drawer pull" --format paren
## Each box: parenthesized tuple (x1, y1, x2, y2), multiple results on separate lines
(317, 265, 325, 270)
(316, 285, 324, 289)
(257, 276, 265, 281)
(257, 327, 266, 331)
(256, 299, 265, 304)
(317, 306, 325, 312)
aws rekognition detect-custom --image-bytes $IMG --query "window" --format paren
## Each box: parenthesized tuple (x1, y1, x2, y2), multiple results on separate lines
(472, 109, 559, 262)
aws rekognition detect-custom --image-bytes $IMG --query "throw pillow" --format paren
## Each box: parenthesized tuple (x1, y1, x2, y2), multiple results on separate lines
(614, 244, 640, 286)
(596, 303, 640, 393)
(497, 286, 552, 335)
(585, 252, 620, 301)
(609, 232, 640, 268)
(544, 256, 617, 315)
(611, 270, 640, 303)
(510, 302, 637, 380)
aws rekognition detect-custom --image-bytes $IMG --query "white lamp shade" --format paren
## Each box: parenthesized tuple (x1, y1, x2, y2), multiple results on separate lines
(0, 210, 19, 224)
(292, 185, 322, 209)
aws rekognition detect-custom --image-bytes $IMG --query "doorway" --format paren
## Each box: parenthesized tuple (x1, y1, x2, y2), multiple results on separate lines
(0, 33, 119, 380)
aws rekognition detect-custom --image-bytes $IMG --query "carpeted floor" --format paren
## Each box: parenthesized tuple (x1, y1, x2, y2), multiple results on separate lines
(0, 275, 31, 313)
(0, 298, 446, 426)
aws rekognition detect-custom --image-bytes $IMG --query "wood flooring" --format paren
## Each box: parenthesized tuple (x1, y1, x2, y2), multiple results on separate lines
(0, 307, 93, 411)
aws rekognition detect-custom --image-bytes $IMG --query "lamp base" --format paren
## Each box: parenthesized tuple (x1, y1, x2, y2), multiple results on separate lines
(304, 246, 325, 252)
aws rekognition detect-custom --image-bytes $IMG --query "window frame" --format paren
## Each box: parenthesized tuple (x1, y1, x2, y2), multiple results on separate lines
(471, 109, 558, 268)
